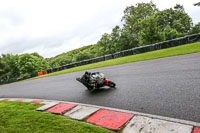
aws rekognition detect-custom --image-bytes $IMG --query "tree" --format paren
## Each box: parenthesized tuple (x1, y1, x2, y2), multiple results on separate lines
(174, 4, 185, 12)
(18, 53, 49, 76)
(45, 1, 197, 70)
(121, 2, 158, 47)
(109, 26, 121, 52)
(118, 29, 132, 50)
(162, 25, 180, 40)
(96, 33, 111, 56)
(138, 15, 165, 45)
(0, 54, 20, 81)
(155, 6, 192, 36)
(58, 57, 72, 66)
(190, 22, 200, 34)
(73, 51, 90, 62)
(194, 2, 200, 6)
(31, 52, 44, 59)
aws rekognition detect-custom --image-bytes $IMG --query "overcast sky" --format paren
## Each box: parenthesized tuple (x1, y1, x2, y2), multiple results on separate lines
(0, 0, 199, 58)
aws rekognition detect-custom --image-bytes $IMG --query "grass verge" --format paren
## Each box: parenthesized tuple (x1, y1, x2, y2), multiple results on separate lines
(33, 41, 200, 79)
(0, 101, 113, 133)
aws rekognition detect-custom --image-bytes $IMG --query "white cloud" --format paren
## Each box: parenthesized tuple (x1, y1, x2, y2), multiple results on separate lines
(0, 0, 199, 58)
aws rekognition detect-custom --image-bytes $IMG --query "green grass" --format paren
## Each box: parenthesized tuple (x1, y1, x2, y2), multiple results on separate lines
(0, 101, 113, 133)
(32, 41, 200, 79)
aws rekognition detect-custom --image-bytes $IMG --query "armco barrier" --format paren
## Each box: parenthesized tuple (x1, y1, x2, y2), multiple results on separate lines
(76, 60, 89, 66)
(105, 54, 113, 60)
(63, 64, 70, 70)
(76, 61, 82, 66)
(58, 66, 64, 71)
(31, 73, 38, 77)
(22, 75, 31, 80)
(137, 45, 150, 53)
(52, 67, 60, 72)
(7, 78, 17, 83)
(47, 69, 53, 74)
(188, 34, 200, 43)
(123, 49, 133, 56)
(90, 56, 105, 63)
(181, 36, 188, 43)
(84, 59, 92, 64)
(0, 33, 200, 85)
(67, 63, 76, 69)
(83, 60, 90, 65)
(131, 47, 141, 54)
(113, 52, 123, 58)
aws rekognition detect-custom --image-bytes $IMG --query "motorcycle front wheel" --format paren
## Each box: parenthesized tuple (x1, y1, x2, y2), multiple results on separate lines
(107, 81, 116, 88)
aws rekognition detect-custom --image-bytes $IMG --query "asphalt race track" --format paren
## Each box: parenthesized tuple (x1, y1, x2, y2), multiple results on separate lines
(0, 53, 200, 123)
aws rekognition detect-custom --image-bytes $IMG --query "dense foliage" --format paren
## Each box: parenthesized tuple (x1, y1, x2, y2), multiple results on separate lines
(194, 2, 200, 6)
(47, 2, 199, 68)
(0, 53, 49, 81)
(0, 2, 200, 81)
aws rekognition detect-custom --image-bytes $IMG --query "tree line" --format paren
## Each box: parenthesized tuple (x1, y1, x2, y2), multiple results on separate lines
(1, 2, 200, 81)
(0, 53, 49, 81)
(48, 2, 200, 67)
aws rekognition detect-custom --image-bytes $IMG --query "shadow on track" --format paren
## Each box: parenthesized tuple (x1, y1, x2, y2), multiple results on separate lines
(85, 87, 117, 95)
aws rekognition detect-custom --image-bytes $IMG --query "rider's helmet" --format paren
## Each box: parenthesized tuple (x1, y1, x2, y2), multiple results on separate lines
(85, 71, 91, 78)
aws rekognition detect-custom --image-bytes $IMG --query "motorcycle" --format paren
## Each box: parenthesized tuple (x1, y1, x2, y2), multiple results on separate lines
(76, 72, 116, 91)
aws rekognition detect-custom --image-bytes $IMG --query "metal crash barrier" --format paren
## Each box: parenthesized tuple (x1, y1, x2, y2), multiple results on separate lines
(0, 33, 199, 85)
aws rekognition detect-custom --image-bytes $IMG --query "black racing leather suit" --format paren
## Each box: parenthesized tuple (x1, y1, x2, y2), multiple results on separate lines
(80, 72, 101, 90)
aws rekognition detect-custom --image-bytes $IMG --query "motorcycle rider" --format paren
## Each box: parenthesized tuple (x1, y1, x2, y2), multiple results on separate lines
(77, 71, 116, 91)
(80, 71, 97, 91)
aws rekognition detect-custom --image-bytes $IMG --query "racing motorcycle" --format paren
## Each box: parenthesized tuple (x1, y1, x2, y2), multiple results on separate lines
(76, 72, 116, 91)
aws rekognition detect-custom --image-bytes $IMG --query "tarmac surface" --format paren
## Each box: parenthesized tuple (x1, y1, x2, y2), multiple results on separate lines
(0, 52, 200, 123)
